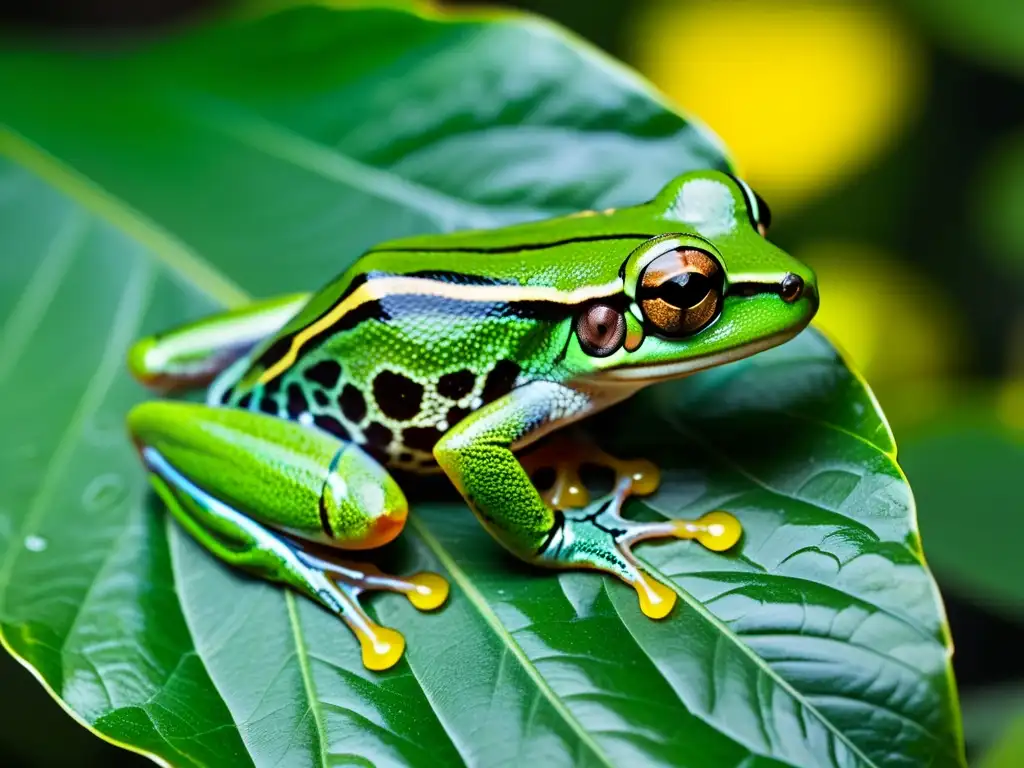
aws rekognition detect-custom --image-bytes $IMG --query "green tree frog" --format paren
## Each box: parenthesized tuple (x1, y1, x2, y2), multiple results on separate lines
(127, 170, 817, 670)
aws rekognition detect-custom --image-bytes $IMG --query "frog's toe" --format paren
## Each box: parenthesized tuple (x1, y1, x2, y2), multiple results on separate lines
(355, 625, 406, 672)
(403, 572, 450, 610)
(538, 477, 743, 620)
(522, 435, 661, 510)
(292, 549, 449, 670)
(298, 550, 450, 613)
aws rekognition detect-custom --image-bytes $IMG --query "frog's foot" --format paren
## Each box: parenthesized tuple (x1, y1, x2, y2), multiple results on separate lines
(144, 447, 448, 671)
(291, 549, 449, 670)
(521, 434, 660, 510)
(538, 477, 742, 619)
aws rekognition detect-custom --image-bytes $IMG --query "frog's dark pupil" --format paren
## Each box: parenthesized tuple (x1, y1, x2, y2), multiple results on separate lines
(657, 272, 711, 309)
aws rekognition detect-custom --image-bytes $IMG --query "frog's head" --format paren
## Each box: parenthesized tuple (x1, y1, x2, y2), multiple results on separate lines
(567, 170, 818, 386)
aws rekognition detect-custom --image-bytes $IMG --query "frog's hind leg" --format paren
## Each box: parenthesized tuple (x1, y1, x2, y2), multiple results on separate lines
(130, 401, 448, 670)
(129, 292, 310, 393)
(520, 433, 661, 510)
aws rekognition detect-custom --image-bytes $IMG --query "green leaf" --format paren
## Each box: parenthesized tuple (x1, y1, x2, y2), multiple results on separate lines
(963, 682, 1024, 752)
(980, 711, 1024, 768)
(0, 5, 962, 767)
(900, 409, 1024, 620)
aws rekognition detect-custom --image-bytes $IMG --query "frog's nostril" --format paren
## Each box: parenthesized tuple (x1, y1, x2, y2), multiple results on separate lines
(779, 273, 804, 303)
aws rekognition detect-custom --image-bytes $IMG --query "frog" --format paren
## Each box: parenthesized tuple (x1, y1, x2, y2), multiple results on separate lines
(126, 170, 818, 671)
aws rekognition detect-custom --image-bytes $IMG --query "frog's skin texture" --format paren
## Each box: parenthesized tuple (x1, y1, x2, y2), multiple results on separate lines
(128, 170, 818, 670)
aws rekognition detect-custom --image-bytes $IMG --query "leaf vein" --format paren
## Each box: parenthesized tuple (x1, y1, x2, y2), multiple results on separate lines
(284, 592, 329, 768)
(0, 208, 88, 383)
(409, 516, 616, 768)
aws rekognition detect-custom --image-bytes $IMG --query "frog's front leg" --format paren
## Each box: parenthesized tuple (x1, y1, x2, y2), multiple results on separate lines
(434, 382, 741, 619)
(129, 292, 310, 392)
(128, 401, 448, 671)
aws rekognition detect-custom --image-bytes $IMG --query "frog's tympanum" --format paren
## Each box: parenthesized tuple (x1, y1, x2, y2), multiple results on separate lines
(127, 171, 818, 670)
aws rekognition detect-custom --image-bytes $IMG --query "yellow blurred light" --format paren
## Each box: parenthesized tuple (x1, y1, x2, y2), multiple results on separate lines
(630, 0, 924, 210)
(798, 242, 960, 381)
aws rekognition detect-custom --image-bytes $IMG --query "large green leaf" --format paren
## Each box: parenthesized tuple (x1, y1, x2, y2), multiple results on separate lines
(900, 409, 1024, 620)
(0, 6, 963, 767)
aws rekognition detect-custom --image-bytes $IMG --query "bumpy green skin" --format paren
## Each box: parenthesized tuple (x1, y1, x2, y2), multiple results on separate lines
(435, 381, 592, 555)
(127, 169, 819, 644)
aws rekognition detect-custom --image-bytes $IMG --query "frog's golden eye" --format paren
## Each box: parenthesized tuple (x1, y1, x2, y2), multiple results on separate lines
(576, 303, 626, 357)
(637, 248, 723, 337)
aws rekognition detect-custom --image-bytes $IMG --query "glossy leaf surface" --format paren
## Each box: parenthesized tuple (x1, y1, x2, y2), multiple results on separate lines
(0, 6, 963, 767)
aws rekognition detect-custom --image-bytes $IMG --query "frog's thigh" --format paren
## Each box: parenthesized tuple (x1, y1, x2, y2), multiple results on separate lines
(519, 433, 660, 509)
(434, 383, 742, 620)
(129, 401, 447, 671)
(128, 292, 310, 392)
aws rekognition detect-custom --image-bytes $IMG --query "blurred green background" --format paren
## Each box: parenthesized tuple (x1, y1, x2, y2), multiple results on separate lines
(1, 0, 1021, 765)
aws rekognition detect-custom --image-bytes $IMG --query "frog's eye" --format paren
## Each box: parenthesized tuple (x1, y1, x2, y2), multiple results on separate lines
(576, 303, 626, 357)
(637, 248, 723, 337)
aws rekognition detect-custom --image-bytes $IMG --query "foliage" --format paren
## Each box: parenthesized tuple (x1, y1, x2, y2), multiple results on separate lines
(0, 5, 963, 766)
(901, 413, 1024, 620)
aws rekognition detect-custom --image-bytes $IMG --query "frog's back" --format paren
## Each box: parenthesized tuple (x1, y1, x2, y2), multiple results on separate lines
(361, 205, 662, 289)
(213, 211, 653, 472)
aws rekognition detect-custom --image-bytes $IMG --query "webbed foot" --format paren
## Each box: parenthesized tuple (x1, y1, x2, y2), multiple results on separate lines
(534, 469, 741, 619)
(520, 434, 660, 509)
(292, 548, 448, 670)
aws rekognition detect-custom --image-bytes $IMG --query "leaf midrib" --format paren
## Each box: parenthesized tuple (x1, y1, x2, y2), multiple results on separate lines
(172, 89, 512, 233)
(0, 208, 88, 384)
(285, 592, 329, 768)
(0, 125, 250, 308)
(408, 516, 616, 768)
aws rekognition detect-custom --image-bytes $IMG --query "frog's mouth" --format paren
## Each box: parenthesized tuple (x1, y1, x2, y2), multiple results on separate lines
(596, 328, 801, 385)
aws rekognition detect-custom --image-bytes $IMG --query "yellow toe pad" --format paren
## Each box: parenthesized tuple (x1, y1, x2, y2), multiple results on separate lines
(405, 572, 450, 611)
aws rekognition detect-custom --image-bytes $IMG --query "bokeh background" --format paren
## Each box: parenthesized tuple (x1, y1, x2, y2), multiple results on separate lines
(1, 0, 1021, 765)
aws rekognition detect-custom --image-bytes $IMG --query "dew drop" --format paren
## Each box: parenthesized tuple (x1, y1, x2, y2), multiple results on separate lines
(83, 413, 123, 448)
(24, 535, 47, 552)
(83, 474, 127, 514)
